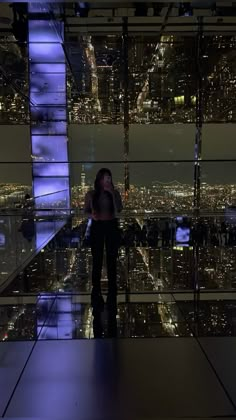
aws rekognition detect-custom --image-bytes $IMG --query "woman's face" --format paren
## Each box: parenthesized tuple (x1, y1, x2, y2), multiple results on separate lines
(101, 173, 112, 189)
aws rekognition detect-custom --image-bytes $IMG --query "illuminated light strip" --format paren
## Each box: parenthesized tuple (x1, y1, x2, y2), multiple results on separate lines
(28, 7, 70, 210)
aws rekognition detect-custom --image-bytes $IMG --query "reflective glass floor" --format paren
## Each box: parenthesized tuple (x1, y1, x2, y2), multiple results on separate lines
(0, 213, 66, 291)
(1, 296, 236, 341)
(1, 216, 236, 341)
(1, 219, 236, 419)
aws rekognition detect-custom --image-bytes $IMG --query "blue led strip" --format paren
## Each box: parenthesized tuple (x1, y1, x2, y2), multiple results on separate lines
(29, 7, 70, 210)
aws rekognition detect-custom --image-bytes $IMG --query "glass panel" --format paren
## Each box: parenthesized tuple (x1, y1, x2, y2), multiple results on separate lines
(0, 206, 67, 293)
(0, 41, 29, 124)
(2, 294, 236, 339)
(202, 124, 236, 159)
(130, 124, 195, 161)
(201, 162, 236, 208)
(34, 179, 70, 209)
(32, 135, 68, 161)
(68, 125, 123, 162)
(67, 34, 123, 124)
(33, 163, 69, 177)
(31, 107, 66, 121)
(128, 36, 196, 124)
(2, 9, 236, 342)
(127, 162, 194, 211)
(70, 162, 123, 206)
(31, 121, 67, 135)
(202, 35, 236, 123)
(0, 163, 31, 188)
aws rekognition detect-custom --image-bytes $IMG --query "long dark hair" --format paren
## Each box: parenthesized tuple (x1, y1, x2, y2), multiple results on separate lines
(92, 168, 114, 214)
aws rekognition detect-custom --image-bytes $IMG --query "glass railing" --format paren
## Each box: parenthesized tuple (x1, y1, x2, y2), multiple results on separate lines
(1, 291, 236, 340)
(1, 159, 236, 212)
(1, 160, 236, 339)
(0, 210, 236, 340)
(3, 211, 235, 293)
(0, 190, 71, 293)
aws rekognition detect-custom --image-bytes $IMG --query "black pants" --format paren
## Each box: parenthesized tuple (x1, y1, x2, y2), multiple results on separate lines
(90, 219, 119, 295)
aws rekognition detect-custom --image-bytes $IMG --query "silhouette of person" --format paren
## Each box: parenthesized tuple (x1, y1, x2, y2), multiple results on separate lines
(9, 3, 28, 43)
(84, 168, 123, 312)
(92, 291, 118, 338)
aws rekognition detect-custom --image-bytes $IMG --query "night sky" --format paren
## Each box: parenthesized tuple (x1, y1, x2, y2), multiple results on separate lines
(1, 123, 236, 186)
(1, 3, 236, 187)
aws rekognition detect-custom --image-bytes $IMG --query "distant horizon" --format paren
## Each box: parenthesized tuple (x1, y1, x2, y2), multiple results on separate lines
(1, 124, 236, 185)
(2, 180, 236, 188)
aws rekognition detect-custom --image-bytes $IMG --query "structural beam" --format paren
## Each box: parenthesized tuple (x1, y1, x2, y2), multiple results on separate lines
(28, 5, 70, 210)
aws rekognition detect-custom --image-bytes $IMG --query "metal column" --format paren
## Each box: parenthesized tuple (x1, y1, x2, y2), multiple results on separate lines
(192, 18, 204, 321)
(122, 17, 129, 198)
(193, 17, 203, 213)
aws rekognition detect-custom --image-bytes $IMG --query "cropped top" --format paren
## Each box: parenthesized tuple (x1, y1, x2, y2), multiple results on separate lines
(84, 189, 123, 220)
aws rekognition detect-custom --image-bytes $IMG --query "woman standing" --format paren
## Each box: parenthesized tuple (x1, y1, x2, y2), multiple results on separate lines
(84, 168, 123, 310)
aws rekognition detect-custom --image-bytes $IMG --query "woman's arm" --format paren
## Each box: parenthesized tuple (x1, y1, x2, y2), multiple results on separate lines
(84, 191, 92, 217)
(113, 189, 123, 214)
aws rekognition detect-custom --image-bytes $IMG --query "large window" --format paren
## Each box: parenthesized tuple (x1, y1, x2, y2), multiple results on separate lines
(1, 23, 236, 212)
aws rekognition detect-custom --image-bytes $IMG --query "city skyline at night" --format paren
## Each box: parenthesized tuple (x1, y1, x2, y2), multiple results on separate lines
(2, 5, 236, 420)
(1, 30, 236, 188)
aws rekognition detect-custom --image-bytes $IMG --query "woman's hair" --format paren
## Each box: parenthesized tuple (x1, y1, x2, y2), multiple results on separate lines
(92, 168, 114, 214)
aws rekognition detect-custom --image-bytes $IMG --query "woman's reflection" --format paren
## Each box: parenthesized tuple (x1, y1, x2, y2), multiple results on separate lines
(92, 292, 118, 339)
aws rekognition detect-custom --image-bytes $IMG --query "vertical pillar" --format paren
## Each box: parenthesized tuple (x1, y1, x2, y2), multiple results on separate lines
(28, 5, 70, 210)
(193, 17, 203, 213)
(193, 17, 203, 310)
(123, 17, 129, 198)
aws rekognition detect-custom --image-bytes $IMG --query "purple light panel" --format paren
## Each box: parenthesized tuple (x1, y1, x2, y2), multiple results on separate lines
(33, 163, 69, 177)
(37, 295, 74, 339)
(29, 14, 70, 209)
(34, 178, 70, 210)
(30, 72, 66, 92)
(31, 122, 67, 136)
(31, 107, 67, 121)
(35, 220, 65, 250)
(29, 43, 65, 62)
(32, 135, 68, 160)
(30, 63, 66, 74)
(29, 20, 62, 42)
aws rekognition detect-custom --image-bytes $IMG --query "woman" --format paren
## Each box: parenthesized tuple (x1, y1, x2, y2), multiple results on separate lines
(84, 168, 123, 310)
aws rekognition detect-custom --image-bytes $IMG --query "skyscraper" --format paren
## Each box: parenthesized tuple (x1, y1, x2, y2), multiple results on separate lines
(81, 165, 86, 191)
